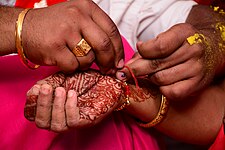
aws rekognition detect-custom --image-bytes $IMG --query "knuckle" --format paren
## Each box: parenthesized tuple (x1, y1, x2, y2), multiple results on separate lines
(98, 37, 112, 52)
(155, 35, 170, 56)
(67, 5, 81, 17)
(164, 87, 183, 100)
(108, 23, 119, 38)
(148, 59, 161, 70)
(152, 71, 166, 84)
(53, 103, 63, 110)
(86, 53, 95, 64)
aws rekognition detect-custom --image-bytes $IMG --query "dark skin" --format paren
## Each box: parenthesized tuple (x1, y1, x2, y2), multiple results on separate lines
(0, 0, 124, 73)
(116, 5, 225, 100)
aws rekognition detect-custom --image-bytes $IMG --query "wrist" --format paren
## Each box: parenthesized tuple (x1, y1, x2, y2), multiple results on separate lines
(0, 6, 23, 55)
(122, 82, 162, 123)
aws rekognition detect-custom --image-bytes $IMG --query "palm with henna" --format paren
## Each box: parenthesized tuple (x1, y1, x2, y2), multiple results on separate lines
(25, 69, 123, 132)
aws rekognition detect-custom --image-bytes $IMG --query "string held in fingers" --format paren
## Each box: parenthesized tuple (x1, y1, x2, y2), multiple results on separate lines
(114, 82, 130, 111)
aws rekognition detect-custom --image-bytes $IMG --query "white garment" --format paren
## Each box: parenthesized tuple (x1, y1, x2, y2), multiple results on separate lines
(94, 0, 197, 50)
(0, 0, 16, 6)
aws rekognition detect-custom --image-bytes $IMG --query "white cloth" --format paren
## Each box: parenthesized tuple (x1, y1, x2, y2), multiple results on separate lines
(0, 0, 16, 6)
(94, 0, 197, 50)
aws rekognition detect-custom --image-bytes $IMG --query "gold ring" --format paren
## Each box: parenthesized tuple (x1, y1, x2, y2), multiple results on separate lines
(72, 38, 91, 57)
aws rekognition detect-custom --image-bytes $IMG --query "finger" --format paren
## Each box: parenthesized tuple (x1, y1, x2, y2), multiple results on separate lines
(150, 59, 203, 86)
(35, 84, 53, 129)
(51, 87, 68, 132)
(160, 76, 202, 100)
(65, 90, 80, 128)
(66, 31, 95, 71)
(116, 42, 202, 80)
(76, 50, 95, 70)
(55, 47, 80, 74)
(91, 2, 124, 69)
(65, 90, 92, 128)
(25, 84, 40, 121)
(137, 24, 196, 58)
(80, 19, 116, 74)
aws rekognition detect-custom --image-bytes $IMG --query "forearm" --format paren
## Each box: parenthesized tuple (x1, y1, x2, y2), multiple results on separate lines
(124, 78, 225, 145)
(0, 6, 22, 55)
(156, 85, 224, 145)
(186, 5, 225, 77)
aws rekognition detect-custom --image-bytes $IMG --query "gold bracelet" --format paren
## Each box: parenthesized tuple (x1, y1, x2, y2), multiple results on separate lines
(114, 82, 130, 111)
(15, 8, 40, 69)
(138, 95, 169, 128)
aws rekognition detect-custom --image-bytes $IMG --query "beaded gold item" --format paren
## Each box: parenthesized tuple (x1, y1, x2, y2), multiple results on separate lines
(114, 82, 131, 111)
(15, 8, 40, 69)
(138, 95, 169, 128)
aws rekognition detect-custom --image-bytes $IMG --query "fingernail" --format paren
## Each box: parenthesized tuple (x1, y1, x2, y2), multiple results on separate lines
(117, 59, 124, 69)
(116, 71, 126, 80)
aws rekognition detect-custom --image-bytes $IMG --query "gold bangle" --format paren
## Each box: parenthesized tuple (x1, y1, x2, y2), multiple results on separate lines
(114, 82, 130, 111)
(138, 95, 169, 128)
(15, 8, 40, 69)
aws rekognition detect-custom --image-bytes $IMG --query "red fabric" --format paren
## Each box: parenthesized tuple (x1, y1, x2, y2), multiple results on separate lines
(15, 0, 39, 8)
(195, 0, 225, 9)
(209, 125, 225, 150)
(194, 0, 213, 5)
(15, 0, 66, 8)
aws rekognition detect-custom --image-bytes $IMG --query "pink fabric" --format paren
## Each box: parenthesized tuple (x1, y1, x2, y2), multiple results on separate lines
(0, 37, 159, 150)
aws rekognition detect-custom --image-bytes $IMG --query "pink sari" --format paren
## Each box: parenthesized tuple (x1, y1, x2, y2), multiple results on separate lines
(0, 35, 160, 149)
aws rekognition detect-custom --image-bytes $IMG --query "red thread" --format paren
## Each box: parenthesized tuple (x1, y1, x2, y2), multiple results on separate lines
(124, 66, 140, 91)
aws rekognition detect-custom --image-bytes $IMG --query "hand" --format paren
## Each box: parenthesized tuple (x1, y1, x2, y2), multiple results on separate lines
(22, 0, 124, 73)
(116, 23, 224, 100)
(25, 70, 123, 132)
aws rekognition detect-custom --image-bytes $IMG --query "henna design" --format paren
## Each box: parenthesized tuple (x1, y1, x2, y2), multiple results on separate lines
(128, 78, 159, 103)
(24, 95, 38, 120)
(25, 69, 123, 123)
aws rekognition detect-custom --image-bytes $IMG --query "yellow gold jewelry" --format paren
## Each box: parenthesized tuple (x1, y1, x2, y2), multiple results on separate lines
(72, 38, 91, 57)
(138, 94, 169, 128)
(15, 8, 40, 69)
(186, 33, 206, 45)
(114, 82, 130, 111)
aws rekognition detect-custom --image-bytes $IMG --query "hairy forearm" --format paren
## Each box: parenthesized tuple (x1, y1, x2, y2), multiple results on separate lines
(0, 6, 22, 55)
(186, 5, 225, 77)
